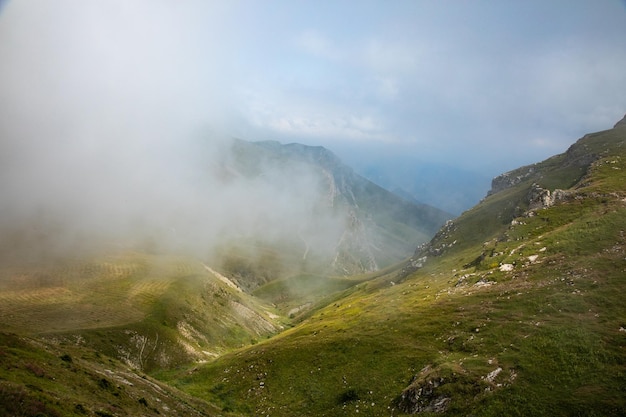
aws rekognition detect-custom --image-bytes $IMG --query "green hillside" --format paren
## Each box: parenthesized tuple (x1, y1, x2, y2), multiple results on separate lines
(165, 122, 626, 415)
(0, 253, 284, 372)
(0, 332, 220, 417)
(0, 121, 625, 416)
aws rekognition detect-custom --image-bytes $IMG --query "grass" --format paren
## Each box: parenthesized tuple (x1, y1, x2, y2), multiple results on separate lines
(161, 123, 626, 416)
(1, 123, 625, 416)
(0, 332, 221, 416)
(170, 255, 626, 415)
(251, 273, 366, 316)
(0, 251, 284, 374)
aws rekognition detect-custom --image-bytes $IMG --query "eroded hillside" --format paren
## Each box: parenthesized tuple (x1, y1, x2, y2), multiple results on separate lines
(0, 253, 284, 371)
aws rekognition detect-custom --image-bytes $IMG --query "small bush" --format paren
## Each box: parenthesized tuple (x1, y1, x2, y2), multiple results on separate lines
(337, 388, 360, 404)
(98, 378, 111, 389)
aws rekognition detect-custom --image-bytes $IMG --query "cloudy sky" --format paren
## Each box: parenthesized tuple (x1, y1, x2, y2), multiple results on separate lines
(1, 0, 626, 214)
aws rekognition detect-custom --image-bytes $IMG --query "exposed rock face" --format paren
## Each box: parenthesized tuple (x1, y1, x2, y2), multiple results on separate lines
(489, 165, 537, 195)
(395, 363, 492, 414)
(488, 141, 596, 197)
(395, 371, 451, 414)
(417, 220, 457, 257)
(396, 380, 450, 414)
(527, 183, 569, 211)
(397, 219, 457, 279)
(331, 209, 379, 274)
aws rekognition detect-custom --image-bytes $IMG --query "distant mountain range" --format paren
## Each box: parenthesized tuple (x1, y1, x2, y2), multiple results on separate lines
(352, 156, 492, 215)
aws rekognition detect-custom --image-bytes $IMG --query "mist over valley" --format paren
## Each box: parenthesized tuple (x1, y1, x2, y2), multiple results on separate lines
(0, 133, 450, 279)
(1, 1, 626, 416)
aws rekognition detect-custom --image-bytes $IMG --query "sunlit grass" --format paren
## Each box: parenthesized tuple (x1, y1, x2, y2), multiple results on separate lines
(163, 125, 626, 416)
(1, 125, 625, 416)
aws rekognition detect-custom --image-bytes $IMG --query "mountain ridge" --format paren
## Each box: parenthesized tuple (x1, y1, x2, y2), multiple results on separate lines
(215, 138, 451, 279)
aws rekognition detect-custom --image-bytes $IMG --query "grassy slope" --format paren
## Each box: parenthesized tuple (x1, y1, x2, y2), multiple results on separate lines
(0, 331, 224, 417)
(0, 253, 284, 372)
(0, 248, 369, 416)
(166, 126, 626, 416)
(0, 252, 286, 415)
(1, 126, 624, 416)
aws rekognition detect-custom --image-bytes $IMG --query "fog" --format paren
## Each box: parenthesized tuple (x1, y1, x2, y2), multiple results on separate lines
(0, 1, 347, 265)
(0, 127, 349, 265)
(2, 1, 625, 263)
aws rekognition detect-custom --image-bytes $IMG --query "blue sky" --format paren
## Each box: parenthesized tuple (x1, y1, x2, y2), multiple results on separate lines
(1, 1, 626, 213)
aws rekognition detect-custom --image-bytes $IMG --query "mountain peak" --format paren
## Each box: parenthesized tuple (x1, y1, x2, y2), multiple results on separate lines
(255, 140, 344, 170)
(219, 138, 452, 277)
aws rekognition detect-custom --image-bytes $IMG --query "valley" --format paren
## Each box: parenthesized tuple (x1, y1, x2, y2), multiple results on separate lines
(1, 118, 626, 416)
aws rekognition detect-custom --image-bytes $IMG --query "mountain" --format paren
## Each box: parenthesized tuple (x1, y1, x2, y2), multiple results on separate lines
(169, 118, 626, 415)
(1, 117, 625, 416)
(0, 136, 450, 282)
(208, 139, 452, 285)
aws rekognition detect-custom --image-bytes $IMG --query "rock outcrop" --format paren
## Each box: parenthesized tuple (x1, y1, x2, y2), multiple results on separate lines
(527, 183, 569, 211)
(488, 165, 537, 195)
(395, 374, 451, 414)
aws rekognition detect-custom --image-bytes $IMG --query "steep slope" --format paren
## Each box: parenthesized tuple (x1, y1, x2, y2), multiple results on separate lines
(0, 136, 449, 294)
(168, 119, 626, 416)
(210, 139, 451, 283)
(1, 133, 448, 360)
(2, 121, 624, 416)
(411, 118, 626, 267)
(0, 253, 284, 372)
(0, 332, 223, 417)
